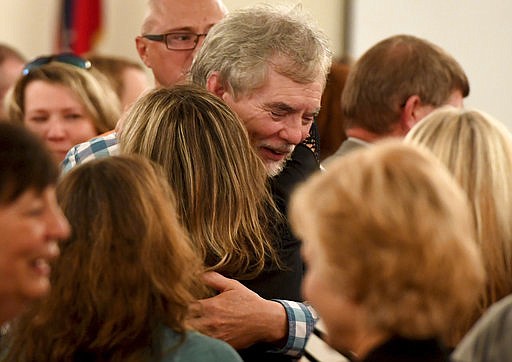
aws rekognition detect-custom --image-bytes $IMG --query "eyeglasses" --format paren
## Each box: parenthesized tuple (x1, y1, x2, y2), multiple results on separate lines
(22, 53, 92, 76)
(142, 32, 208, 51)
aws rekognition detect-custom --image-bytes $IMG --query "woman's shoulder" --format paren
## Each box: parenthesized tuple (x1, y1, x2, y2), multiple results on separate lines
(160, 328, 243, 362)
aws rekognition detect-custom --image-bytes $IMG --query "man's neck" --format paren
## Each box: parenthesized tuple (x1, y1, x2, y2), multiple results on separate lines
(346, 126, 405, 143)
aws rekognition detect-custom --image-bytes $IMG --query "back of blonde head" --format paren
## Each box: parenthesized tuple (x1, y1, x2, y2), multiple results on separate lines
(406, 106, 512, 343)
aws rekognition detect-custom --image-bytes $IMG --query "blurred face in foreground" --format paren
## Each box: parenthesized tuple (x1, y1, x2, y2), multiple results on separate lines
(0, 187, 69, 324)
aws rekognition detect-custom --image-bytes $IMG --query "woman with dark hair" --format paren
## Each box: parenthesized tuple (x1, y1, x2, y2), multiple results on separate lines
(0, 123, 69, 326)
(3, 156, 241, 361)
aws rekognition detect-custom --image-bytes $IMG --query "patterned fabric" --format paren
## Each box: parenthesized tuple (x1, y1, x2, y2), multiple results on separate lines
(271, 300, 318, 358)
(61, 132, 119, 173)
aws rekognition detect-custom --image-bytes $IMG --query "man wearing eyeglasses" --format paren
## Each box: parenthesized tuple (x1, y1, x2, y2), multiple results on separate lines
(62, 0, 227, 171)
(135, 0, 227, 87)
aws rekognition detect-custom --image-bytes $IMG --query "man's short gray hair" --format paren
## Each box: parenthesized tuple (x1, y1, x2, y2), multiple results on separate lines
(191, 4, 332, 99)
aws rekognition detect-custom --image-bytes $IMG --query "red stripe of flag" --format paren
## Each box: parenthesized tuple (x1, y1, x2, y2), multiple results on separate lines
(56, 0, 103, 54)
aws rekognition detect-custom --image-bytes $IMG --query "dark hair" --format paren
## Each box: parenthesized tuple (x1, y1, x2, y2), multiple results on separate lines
(5, 155, 204, 361)
(0, 122, 57, 204)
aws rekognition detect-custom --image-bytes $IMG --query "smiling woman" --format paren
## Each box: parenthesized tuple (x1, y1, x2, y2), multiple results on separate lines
(6, 56, 120, 165)
(0, 123, 69, 326)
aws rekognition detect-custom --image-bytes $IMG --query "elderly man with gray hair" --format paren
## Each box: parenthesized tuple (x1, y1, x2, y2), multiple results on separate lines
(188, 4, 331, 362)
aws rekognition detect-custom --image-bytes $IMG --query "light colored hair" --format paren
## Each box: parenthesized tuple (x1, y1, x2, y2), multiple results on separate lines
(120, 84, 279, 279)
(7, 62, 120, 134)
(406, 106, 512, 344)
(289, 141, 485, 340)
(190, 4, 332, 99)
(4, 155, 204, 361)
(342, 34, 469, 134)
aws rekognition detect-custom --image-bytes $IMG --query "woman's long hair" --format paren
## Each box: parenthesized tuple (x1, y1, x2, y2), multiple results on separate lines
(406, 107, 512, 345)
(120, 84, 280, 279)
(4, 156, 204, 361)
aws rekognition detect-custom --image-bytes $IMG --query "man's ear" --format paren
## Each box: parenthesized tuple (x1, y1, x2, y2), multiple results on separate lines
(135, 36, 151, 67)
(400, 95, 423, 134)
(206, 72, 226, 97)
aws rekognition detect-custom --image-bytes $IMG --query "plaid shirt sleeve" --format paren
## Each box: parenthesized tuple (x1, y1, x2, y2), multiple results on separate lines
(61, 133, 120, 174)
(269, 300, 318, 358)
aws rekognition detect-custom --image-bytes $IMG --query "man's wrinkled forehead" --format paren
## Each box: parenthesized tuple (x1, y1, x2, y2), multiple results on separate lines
(142, 0, 227, 33)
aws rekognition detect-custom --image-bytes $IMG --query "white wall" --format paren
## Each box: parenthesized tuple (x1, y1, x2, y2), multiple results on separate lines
(0, 1, 60, 59)
(348, 0, 512, 129)
(0, 1, 344, 61)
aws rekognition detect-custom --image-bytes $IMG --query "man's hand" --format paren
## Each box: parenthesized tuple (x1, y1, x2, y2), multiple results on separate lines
(188, 271, 288, 349)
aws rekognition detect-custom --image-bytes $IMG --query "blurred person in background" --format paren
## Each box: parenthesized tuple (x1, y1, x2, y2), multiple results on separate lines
(316, 58, 351, 161)
(452, 294, 512, 362)
(322, 34, 468, 166)
(87, 53, 150, 110)
(6, 54, 120, 164)
(406, 106, 512, 346)
(0, 43, 25, 121)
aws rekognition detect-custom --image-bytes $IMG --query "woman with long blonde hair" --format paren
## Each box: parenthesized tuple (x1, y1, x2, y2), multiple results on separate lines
(406, 106, 512, 345)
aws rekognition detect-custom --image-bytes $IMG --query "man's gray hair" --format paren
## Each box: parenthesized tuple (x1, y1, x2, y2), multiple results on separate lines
(191, 4, 332, 99)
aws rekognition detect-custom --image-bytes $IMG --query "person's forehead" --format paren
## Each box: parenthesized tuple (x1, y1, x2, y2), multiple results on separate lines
(150, 0, 226, 32)
(252, 72, 324, 109)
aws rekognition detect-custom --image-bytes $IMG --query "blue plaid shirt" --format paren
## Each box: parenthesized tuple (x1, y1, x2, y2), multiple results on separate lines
(273, 301, 318, 358)
(61, 134, 317, 357)
(61, 132, 120, 174)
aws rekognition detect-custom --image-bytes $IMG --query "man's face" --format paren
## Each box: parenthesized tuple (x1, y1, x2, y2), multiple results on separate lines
(136, 0, 226, 87)
(221, 68, 324, 176)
